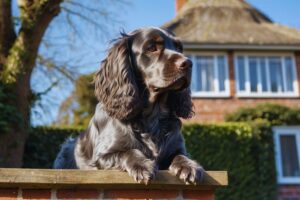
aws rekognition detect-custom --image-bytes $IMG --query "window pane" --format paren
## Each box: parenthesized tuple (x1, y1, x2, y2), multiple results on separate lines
(237, 56, 245, 91)
(259, 58, 268, 92)
(269, 57, 283, 92)
(191, 56, 201, 92)
(280, 135, 300, 177)
(285, 57, 294, 92)
(249, 57, 258, 92)
(197, 56, 214, 92)
(217, 56, 226, 91)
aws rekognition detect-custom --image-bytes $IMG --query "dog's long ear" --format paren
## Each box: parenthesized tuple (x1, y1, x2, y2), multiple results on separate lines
(94, 35, 142, 120)
(168, 88, 194, 119)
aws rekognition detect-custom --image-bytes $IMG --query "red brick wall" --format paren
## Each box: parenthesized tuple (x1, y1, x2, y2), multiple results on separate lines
(190, 98, 300, 123)
(0, 188, 214, 200)
(296, 51, 300, 93)
(189, 51, 300, 123)
(278, 185, 300, 200)
(228, 51, 236, 97)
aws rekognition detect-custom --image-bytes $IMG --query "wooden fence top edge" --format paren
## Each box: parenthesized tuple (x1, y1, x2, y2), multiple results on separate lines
(0, 169, 228, 190)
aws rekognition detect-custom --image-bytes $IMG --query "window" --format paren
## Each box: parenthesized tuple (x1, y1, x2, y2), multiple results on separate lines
(235, 54, 298, 97)
(273, 126, 300, 184)
(189, 54, 230, 97)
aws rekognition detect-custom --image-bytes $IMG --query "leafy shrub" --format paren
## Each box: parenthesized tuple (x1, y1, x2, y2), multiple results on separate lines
(225, 103, 300, 125)
(183, 123, 276, 200)
(0, 84, 22, 134)
(23, 126, 83, 168)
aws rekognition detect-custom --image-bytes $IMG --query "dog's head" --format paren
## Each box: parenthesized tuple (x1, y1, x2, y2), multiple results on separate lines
(95, 27, 193, 120)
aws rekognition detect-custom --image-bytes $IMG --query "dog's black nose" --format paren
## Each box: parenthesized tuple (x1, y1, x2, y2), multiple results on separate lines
(179, 59, 193, 70)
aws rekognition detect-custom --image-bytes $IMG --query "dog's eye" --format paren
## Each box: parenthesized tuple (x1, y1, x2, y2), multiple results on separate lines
(146, 43, 157, 52)
(175, 43, 183, 52)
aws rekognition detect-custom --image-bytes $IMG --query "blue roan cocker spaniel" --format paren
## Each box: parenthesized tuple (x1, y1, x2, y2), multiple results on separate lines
(54, 27, 204, 184)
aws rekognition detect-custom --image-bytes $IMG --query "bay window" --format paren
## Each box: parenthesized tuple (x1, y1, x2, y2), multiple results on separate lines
(189, 54, 230, 97)
(235, 54, 298, 97)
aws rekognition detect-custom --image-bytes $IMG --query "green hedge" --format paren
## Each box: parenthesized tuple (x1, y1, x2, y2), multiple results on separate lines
(23, 126, 83, 168)
(225, 103, 300, 125)
(183, 122, 276, 200)
(24, 123, 276, 200)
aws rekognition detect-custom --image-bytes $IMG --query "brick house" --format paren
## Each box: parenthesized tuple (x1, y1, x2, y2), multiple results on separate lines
(164, 0, 300, 199)
(164, 0, 300, 123)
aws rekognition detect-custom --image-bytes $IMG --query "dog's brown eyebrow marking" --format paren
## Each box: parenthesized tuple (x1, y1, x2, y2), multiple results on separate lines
(155, 41, 164, 46)
(173, 39, 183, 50)
(173, 39, 181, 45)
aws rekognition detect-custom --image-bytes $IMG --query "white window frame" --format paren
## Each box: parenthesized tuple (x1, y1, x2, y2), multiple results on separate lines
(188, 52, 230, 98)
(234, 52, 299, 98)
(273, 126, 300, 184)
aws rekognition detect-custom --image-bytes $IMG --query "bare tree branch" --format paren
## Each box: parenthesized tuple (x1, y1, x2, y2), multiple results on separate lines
(36, 55, 78, 82)
(61, 6, 109, 35)
(35, 80, 59, 97)
(65, 1, 109, 16)
(65, 12, 82, 39)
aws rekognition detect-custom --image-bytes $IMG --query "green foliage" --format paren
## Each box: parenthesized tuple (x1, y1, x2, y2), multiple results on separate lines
(0, 83, 22, 134)
(24, 123, 276, 200)
(221, 103, 300, 199)
(2, 36, 31, 83)
(57, 73, 97, 127)
(225, 103, 300, 125)
(183, 123, 276, 200)
(23, 126, 83, 168)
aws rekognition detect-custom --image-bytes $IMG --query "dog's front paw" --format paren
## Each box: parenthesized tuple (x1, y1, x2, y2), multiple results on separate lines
(126, 159, 157, 185)
(169, 155, 204, 184)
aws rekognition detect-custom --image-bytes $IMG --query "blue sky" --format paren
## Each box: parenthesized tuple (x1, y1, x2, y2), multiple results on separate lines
(31, 0, 300, 125)
(124, 0, 300, 30)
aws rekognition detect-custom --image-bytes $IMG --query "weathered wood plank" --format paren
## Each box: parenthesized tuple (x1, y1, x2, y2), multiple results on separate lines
(0, 169, 227, 190)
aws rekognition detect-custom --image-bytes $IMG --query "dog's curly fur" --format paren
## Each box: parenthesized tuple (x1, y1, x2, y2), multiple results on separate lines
(54, 27, 204, 184)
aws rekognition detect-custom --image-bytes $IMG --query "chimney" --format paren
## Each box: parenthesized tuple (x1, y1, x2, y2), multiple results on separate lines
(176, 0, 186, 13)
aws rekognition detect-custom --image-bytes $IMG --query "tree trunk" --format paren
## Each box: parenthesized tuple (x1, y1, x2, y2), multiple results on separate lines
(0, 0, 62, 167)
(0, 77, 32, 167)
(0, 127, 28, 167)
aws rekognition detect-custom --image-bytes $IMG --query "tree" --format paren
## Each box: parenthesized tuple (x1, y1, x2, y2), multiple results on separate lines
(57, 73, 97, 127)
(0, 0, 124, 167)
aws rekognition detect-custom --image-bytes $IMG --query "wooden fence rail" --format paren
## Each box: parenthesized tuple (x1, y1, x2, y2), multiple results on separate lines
(0, 169, 228, 199)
